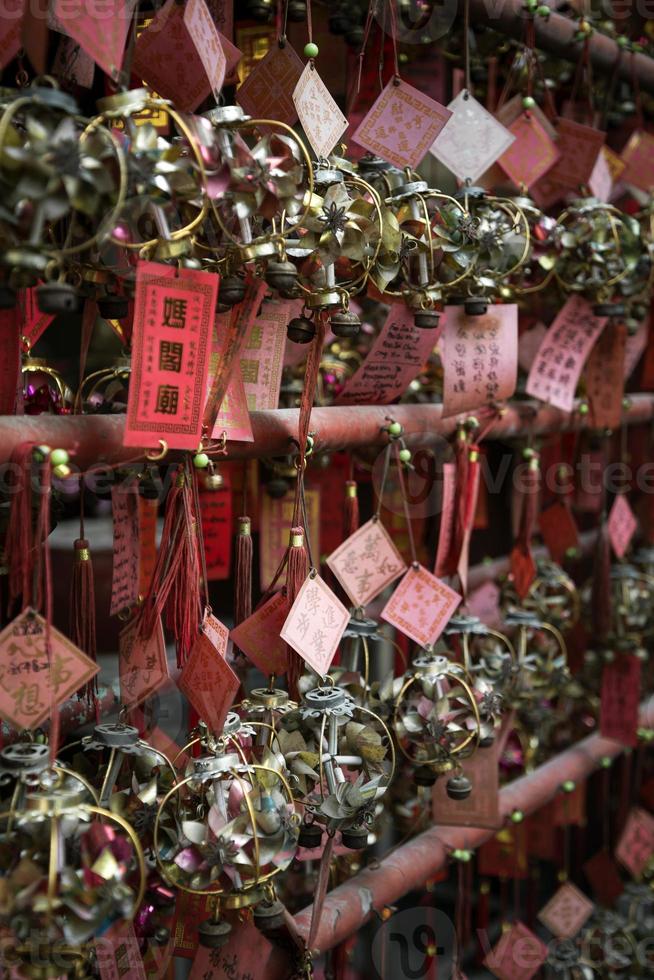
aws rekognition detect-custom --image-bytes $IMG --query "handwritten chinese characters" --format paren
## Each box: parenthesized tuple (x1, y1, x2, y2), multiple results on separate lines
(526, 297, 607, 412)
(178, 616, 239, 735)
(124, 262, 217, 451)
(110, 485, 140, 616)
(292, 63, 348, 160)
(538, 883, 594, 939)
(381, 564, 461, 648)
(280, 574, 349, 677)
(600, 654, 641, 747)
(615, 807, 654, 878)
(327, 518, 407, 608)
(119, 615, 169, 711)
(442, 305, 518, 417)
(0, 609, 99, 729)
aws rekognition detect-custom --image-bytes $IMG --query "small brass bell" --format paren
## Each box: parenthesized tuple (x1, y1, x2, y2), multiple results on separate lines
(340, 825, 368, 849)
(298, 823, 322, 848)
(97, 293, 129, 319)
(218, 275, 247, 310)
(197, 919, 232, 949)
(244, 0, 272, 20)
(414, 765, 437, 787)
(287, 0, 306, 20)
(253, 899, 287, 933)
(205, 466, 224, 490)
(464, 298, 487, 316)
(413, 309, 440, 329)
(287, 315, 316, 344)
(345, 24, 364, 46)
(266, 477, 289, 498)
(265, 260, 299, 297)
(36, 281, 82, 315)
(330, 309, 360, 338)
(329, 9, 350, 33)
(446, 774, 472, 800)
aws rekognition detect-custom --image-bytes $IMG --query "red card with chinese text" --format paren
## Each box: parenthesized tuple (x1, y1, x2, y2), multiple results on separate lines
(96, 922, 146, 980)
(178, 629, 239, 735)
(201, 608, 229, 658)
(381, 564, 461, 647)
(240, 300, 290, 411)
(326, 518, 407, 609)
(615, 808, 654, 878)
(183, 0, 226, 98)
(53, 0, 136, 79)
(213, 371, 253, 442)
(582, 850, 624, 905)
(119, 614, 169, 710)
(432, 743, 501, 829)
(539, 501, 579, 564)
(0, 609, 99, 730)
(352, 78, 452, 171)
(589, 146, 613, 202)
(280, 574, 349, 678)
(483, 922, 548, 980)
(600, 654, 641, 747)
(585, 323, 626, 430)
(544, 118, 605, 188)
(538, 883, 593, 939)
(199, 485, 232, 581)
(607, 493, 637, 559)
(498, 111, 561, 188)
(236, 41, 303, 126)
(441, 305, 518, 418)
(110, 484, 140, 616)
(230, 591, 289, 677)
(124, 261, 217, 451)
(293, 62, 348, 159)
(526, 297, 606, 411)
(620, 130, 654, 192)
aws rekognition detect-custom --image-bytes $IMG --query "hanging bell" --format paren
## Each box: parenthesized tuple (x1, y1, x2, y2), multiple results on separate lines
(204, 462, 224, 490)
(345, 24, 364, 46)
(593, 302, 626, 318)
(329, 9, 350, 33)
(413, 309, 440, 329)
(330, 309, 361, 338)
(265, 260, 299, 297)
(287, 315, 316, 344)
(36, 281, 82, 315)
(464, 298, 488, 316)
(218, 275, 247, 310)
(253, 899, 287, 933)
(446, 774, 472, 800)
(244, 0, 272, 19)
(197, 918, 232, 949)
(340, 825, 368, 849)
(266, 476, 290, 498)
(414, 765, 437, 787)
(97, 292, 129, 319)
(298, 822, 323, 848)
(0, 283, 16, 309)
(286, 0, 306, 20)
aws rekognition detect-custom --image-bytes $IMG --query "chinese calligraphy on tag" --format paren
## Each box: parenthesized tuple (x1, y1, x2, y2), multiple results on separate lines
(381, 564, 461, 647)
(280, 574, 349, 677)
(441, 305, 518, 417)
(327, 518, 407, 608)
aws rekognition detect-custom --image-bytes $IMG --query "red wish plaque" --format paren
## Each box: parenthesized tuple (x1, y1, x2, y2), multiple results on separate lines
(607, 494, 637, 559)
(53, 0, 136, 79)
(96, 922, 146, 980)
(539, 501, 579, 565)
(538, 882, 594, 939)
(327, 518, 407, 609)
(124, 261, 217, 451)
(199, 484, 233, 582)
(381, 564, 461, 648)
(119, 614, 169, 710)
(582, 850, 624, 906)
(178, 629, 239, 735)
(236, 41, 304, 126)
(0, 609, 99, 730)
(600, 654, 642, 748)
(441, 305, 518, 418)
(292, 62, 348, 159)
(183, 0, 227, 99)
(432, 744, 501, 829)
(483, 921, 548, 980)
(615, 807, 654, 879)
(230, 591, 290, 677)
(280, 574, 349, 677)
(620, 129, 654, 192)
(498, 111, 561, 189)
(110, 485, 140, 617)
(544, 118, 605, 189)
(585, 322, 626, 430)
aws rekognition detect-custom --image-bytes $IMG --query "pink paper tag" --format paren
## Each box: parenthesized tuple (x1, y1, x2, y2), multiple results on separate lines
(434, 461, 456, 577)
(589, 146, 613, 202)
(124, 261, 217, 451)
(119, 615, 169, 710)
(183, 0, 226, 99)
(467, 581, 501, 627)
(497, 111, 561, 188)
(538, 882, 594, 939)
(0, 0, 23, 70)
(0, 608, 99, 729)
(526, 297, 607, 411)
(259, 488, 320, 591)
(53, 0, 136, 79)
(96, 922, 146, 980)
(110, 485, 140, 616)
(326, 518, 407, 608)
(546, 118, 605, 188)
(600, 654, 641, 748)
(429, 91, 514, 183)
(52, 34, 95, 87)
(607, 494, 637, 559)
(441, 305, 518, 418)
(236, 41, 304, 126)
(585, 322, 626, 430)
(199, 485, 232, 581)
(432, 743, 501, 828)
(280, 574, 349, 677)
(615, 807, 654, 878)
(336, 305, 440, 406)
(178, 629, 239, 735)
(381, 564, 461, 647)
(624, 318, 649, 380)
(201, 608, 229, 657)
(518, 322, 548, 373)
(230, 591, 290, 677)
(620, 130, 654, 192)
(240, 301, 290, 411)
(352, 77, 452, 170)
(213, 371, 253, 442)
(293, 62, 348, 159)
(483, 921, 548, 980)
(188, 919, 276, 980)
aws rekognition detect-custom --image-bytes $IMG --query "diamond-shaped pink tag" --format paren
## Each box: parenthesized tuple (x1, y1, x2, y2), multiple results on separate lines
(119, 615, 169, 710)
(0, 609, 99, 730)
(293, 63, 348, 159)
(381, 564, 461, 648)
(483, 921, 548, 980)
(353, 78, 452, 171)
(498, 111, 561, 189)
(178, 613, 239, 735)
(538, 882, 594, 939)
(430, 91, 515, 183)
(280, 574, 349, 678)
(615, 807, 654, 879)
(230, 591, 289, 677)
(326, 518, 407, 609)
(607, 493, 637, 559)
(236, 41, 304, 126)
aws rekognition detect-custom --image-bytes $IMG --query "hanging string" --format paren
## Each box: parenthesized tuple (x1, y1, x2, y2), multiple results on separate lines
(374, 442, 394, 522)
(306, 0, 314, 62)
(463, 0, 471, 95)
(38, 459, 60, 766)
(356, 0, 377, 96)
(387, 0, 401, 82)
(394, 444, 418, 566)
(569, 31, 595, 124)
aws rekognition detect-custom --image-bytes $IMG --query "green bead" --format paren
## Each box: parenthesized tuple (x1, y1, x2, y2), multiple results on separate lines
(578, 402, 589, 416)
(522, 96, 536, 110)
(511, 809, 524, 823)
(304, 42, 319, 58)
(193, 452, 210, 469)
(617, 35, 630, 47)
(50, 448, 69, 467)
(34, 445, 52, 462)
(399, 448, 411, 463)
(622, 397, 632, 410)
(561, 779, 576, 793)
(536, 4, 550, 15)
(565, 546, 579, 559)
(599, 756, 612, 769)
(387, 421, 403, 437)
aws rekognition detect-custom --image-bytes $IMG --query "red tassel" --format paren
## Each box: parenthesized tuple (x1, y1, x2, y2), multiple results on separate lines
(5, 442, 37, 612)
(234, 516, 253, 627)
(343, 480, 359, 539)
(69, 537, 97, 700)
(141, 464, 201, 667)
(286, 526, 309, 701)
